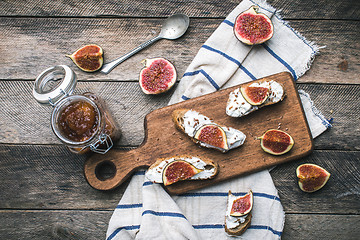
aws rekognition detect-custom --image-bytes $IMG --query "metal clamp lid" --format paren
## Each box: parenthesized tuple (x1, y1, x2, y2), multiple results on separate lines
(33, 65, 77, 105)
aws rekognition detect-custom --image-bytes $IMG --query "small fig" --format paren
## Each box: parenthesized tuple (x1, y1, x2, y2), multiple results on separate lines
(139, 57, 177, 94)
(194, 124, 229, 150)
(259, 129, 294, 155)
(296, 163, 330, 192)
(240, 85, 270, 105)
(234, 6, 274, 45)
(230, 190, 253, 217)
(162, 160, 202, 186)
(67, 44, 104, 72)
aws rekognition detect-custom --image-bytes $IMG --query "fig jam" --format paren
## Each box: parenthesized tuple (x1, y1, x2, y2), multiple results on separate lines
(58, 101, 99, 142)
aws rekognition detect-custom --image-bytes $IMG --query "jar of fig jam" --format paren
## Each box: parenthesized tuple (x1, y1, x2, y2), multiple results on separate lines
(33, 65, 120, 154)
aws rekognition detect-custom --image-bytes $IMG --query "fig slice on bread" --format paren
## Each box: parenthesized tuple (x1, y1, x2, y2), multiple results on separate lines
(226, 80, 285, 118)
(145, 155, 219, 186)
(225, 190, 253, 236)
(172, 109, 246, 153)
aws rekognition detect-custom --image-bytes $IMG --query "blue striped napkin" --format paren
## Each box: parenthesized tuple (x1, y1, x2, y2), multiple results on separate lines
(106, 0, 331, 239)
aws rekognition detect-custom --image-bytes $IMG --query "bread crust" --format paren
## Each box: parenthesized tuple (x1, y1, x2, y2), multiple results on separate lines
(148, 155, 219, 180)
(171, 108, 190, 133)
(225, 212, 252, 236)
(225, 190, 253, 236)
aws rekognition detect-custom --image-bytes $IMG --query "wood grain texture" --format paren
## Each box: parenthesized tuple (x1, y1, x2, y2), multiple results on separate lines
(271, 150, 360, 214)
(1, 145, 358, 213)
(0, 0, 359, 20)
(0, 18, 359, 84)
(0, 210, 358, 239)
(1, 81, 359, 151)
(84, 72, 314, 193)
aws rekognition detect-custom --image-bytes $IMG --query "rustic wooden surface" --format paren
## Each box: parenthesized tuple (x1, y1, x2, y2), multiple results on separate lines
(85, 72, 314, 193)
(0, 0, 359, 239)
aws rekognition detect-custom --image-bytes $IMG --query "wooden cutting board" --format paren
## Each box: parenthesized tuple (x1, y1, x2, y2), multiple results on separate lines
(84, 72, 313, 194)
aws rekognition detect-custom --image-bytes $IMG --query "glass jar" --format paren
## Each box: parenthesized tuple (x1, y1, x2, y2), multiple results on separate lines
(33, 65, 120, 154)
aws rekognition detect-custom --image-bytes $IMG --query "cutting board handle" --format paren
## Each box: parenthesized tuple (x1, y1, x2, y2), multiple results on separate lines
(84, 149, 144, 191)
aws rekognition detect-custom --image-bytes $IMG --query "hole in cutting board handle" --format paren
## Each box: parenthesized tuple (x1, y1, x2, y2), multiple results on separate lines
(83, 149, 145, 191)
(95, 160, 117, 181)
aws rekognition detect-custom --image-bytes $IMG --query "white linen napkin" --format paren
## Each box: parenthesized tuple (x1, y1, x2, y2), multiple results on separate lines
(106, 0, 331, 239)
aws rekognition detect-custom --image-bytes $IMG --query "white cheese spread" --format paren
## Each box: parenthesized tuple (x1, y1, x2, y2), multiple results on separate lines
(225, 193, 248, 230)
(226, 80, 284, 118)
(145, 156, 216, 183)
(181, 110, 246, 152)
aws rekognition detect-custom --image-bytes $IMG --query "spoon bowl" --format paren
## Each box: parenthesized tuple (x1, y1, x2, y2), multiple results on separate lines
(160, 14, 190, 40)
(101, 14, 190, 74)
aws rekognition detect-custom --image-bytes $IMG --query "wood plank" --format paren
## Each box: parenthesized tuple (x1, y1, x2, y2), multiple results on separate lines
(282, 214, 360, 240)
(0, 81, 359, 151)
(271, 150, 360, 214)
(0, 0, 359, 20)
(0, 18, 359, 84)
(0, 210, 358, 239)
(0, 144, 359, 214)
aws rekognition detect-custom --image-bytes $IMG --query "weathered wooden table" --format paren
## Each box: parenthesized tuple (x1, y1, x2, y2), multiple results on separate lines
(0, 0, 359, 239)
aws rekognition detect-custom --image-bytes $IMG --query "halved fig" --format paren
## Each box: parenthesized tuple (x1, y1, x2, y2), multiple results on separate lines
(139, 57, 177, 94)
(234, 6, 274, 45)
(194, 124, 229, 150)
(240, 85, 270, 105)
(230, 190, 253, 217)
(162, 160, 202, 186)
(67, 44, 103, 72)
(259, 129, 294, 155)
(296, 163, 330, 192)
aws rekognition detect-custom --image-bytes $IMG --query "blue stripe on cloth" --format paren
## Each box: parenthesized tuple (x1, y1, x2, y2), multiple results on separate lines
(116, 203, 142, 209)
(106, 225, 140, 240)
(181, 95, 190, 101)
(249, 225, 283, 236)
(201, 44, 257, 80)
(142, 210, 187, 219)
(183, 69, 220, 90)
(223, 19, 234, 27)
(143, 181, 153, 186)
(193, 224, 224, 229)
(193, 224, 282, 236)
(261, 43, 298, 80)
(179, 192, 280, 202)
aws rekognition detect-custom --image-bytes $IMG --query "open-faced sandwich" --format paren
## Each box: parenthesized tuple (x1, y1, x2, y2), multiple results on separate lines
(145, 155, 219, 186)
(225, 190, 253, 236)
(172, 109, 246, 153)
(226, 80, 285, 118)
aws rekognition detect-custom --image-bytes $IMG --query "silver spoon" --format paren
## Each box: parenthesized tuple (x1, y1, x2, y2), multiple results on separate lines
(100, 14, 190, 74)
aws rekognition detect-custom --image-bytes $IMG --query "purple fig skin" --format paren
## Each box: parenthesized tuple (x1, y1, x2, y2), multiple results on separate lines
(162, 160, 202, 186)
(240, 85, 270, 105)
(67, 44, 103, 72)
(234, 6, 274, 45)
(296, 163, 330, 192)
(259, 129, 294, 155)
(194, 124, 229, 150)
(230, 190, 253, 217)
(139, 58, 177, 95)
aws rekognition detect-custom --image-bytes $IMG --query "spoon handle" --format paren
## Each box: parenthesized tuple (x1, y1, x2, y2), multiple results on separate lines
(101, 35, 162, 74)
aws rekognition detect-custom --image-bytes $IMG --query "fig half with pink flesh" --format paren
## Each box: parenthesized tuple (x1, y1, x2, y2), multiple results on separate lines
(234, 6, 274, 45)
(259, 129, 294, 155)
(230, 190, 253, 217)
(194, 124, 229, 150)
(139, 58, 177, 94)
(67, 44, 103, 72)
(162, 160, 202, 186)
(240, 85, 270, 105)
(296, 163, 330, 192)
